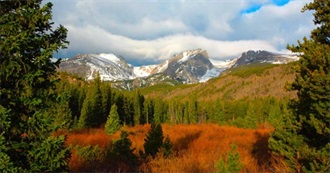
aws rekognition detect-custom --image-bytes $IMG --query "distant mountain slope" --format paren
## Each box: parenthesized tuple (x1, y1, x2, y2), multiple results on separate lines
(141, 63, 298, 101)
(232, 50, 298, 68)
(160, 49, 224, 83)
(59, 53, 135, 81)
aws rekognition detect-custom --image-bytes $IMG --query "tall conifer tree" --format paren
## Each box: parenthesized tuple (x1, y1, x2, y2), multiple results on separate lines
(0, 0, 70, 171)
(78, 73, 103, 128)
(105, 104, 121, 135)
(269, 0, 330, 172)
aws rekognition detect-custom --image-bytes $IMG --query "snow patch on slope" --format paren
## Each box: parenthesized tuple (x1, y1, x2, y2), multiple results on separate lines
(134, 65, 157, 77)
(210, 59, 237, 68)
(199, 67, 224, 83)
(178, 49, 201, 63)
(98, 53, 121, 64)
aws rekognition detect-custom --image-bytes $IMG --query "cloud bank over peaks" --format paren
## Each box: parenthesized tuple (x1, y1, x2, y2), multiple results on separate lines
(48, 0, 314, 66)
(64, 24, 277, 65)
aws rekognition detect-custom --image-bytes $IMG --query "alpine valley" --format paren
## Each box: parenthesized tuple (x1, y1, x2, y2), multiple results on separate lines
(59, 49, 298, 90)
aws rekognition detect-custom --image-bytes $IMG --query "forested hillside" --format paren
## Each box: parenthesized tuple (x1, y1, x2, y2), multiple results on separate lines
(56, 62, 296, 129)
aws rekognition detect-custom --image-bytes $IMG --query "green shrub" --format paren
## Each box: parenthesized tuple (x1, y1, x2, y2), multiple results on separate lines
(215, 143, 242, 173)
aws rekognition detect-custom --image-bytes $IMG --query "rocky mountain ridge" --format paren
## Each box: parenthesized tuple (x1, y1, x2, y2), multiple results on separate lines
(59, 49, 298, 89)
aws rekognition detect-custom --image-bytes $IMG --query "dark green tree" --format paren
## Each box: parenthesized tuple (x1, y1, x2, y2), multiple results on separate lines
(101, 83, 112, 123)
(78, 73, 103, 128)
(105, 104, 121, 135)
(111, 131, 137, 164)
(0, 0, 70, 171)
(162, 135, 173, 157)
(269, 0, 330, 172)
(122, 96, 134, 125)
(47, 91, 73, 129)
(133, 89, 145, 125)
(143, 123, 164, 157)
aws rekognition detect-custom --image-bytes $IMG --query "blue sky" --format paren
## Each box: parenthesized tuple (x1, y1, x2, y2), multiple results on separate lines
(48, 0, 314, 65)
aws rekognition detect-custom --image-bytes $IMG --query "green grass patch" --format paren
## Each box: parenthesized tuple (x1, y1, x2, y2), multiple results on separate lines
(227, 63, 278, 78)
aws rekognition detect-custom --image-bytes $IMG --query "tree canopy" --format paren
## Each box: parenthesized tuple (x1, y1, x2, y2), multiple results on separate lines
(0, 0, 70, 171)
(269, 0, 330, 172)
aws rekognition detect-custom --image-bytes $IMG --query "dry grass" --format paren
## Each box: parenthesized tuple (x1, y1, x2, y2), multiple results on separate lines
(65, 124, 287, 172)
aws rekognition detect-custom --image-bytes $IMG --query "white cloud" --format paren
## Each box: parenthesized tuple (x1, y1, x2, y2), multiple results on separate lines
(48, 0, 315, 65)
(230, 0, 314, 46)
(66, 25, 276, 64)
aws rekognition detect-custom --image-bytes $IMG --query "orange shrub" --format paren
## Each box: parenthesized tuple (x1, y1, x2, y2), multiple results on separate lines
(65, 124, 286, 172)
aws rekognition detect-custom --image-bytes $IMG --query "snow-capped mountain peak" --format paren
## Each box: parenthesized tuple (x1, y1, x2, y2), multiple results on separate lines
(59, 49, 300, 89)
(178, 49, 205, 63)
(98, 53, 122, 64)
(60, 53, 135, 81)
(232, 50, 299, 67)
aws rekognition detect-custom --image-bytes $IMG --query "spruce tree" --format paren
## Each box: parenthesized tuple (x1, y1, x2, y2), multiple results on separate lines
(143, 123, 164, 157)
(0, 0, 70, 171)
(215, 143, 242, 173)
(105, 104, 121, 135)
(78, 73, 103, 128)
(133, 89, 145, 125)
(111, 131, 137, 165)
(269, 0, 330, 172)
(101, 83, 112, 123)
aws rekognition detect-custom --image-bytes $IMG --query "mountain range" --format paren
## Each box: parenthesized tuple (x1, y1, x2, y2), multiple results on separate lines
(59, 49, 298, 89)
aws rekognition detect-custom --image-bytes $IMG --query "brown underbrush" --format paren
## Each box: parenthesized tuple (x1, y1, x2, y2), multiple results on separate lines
(65, 124, 289, 172)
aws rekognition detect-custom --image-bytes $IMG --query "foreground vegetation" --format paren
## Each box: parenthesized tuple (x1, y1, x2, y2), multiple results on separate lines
(62, 124, 282, 172)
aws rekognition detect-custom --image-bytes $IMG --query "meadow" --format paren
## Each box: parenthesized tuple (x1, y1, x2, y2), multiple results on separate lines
(64, 124, 289, 172)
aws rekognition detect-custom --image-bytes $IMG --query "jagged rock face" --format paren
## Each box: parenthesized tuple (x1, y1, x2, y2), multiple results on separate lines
(162, 49, 214, 83)
(59, 49, 221, 85)
(59, 53, 135, 81)
(233, 50, 298, 67)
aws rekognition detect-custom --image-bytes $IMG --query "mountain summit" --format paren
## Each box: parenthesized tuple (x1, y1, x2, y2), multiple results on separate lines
(60, 49, 223, 84)
(232, 50, 298, 68)
(153, 49, 223, 83)
(60, 53, 135, 81)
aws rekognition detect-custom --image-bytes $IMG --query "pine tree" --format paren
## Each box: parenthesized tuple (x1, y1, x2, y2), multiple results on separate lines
(0, 0, 70, 171)
(143, 123, 164, 157)
(105, 104, 121, 135)
(269, 0, 330, 172)
(78, 74, 103, 128)
(133, 89, 145, 125)
(215, 143, 242, 173)
(101, 83, 112, 123)
(111, 131, 137, 164)
(48, 91, 73, 129)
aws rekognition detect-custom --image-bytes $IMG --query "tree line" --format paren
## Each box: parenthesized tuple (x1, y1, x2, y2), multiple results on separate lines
(55, 72, 290, 130)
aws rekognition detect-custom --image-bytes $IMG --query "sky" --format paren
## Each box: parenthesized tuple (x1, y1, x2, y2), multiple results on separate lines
(48, 0, 314, 66)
